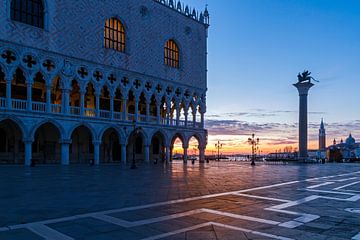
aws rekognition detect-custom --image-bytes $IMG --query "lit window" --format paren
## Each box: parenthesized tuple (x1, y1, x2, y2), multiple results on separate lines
(164, 40, 179, 68)
(104, 18, 125, 52)
(10, 0, 44, 28)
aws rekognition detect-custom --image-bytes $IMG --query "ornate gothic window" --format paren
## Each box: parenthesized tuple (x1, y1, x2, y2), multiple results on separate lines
(164, 40, 179, 68)
(10, 0, 45, 28)
(104, 18, 126, 52)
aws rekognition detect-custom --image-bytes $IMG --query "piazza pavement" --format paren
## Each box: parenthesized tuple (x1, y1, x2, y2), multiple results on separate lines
(0, 161, 360, 240)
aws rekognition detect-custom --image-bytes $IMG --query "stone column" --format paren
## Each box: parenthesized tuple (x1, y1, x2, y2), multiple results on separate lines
(93, 141, 101, 165)
(199, 146, 206, 163)
(46, 85, 52, 113)
(156, 102, 161, 124)
(200, 112, 205, 129)
(110, 95, 114, 119)
(95, 93, 100, 117)
(192, 108, 197, 127)
(60, 140, 71, 165)
(26, 82, 32, 111)
(144, 145, 150, 163)
(6, 78, 11, 108)
(166, 103, 171, 125)
(122, 97, 127, 120)
(80, 90, 85, 116)
(183, 146, 188, 164)
(145, 99, 150, 122)
(62, 89, 70, 114)
(24, 139, 33, 166)
(165, 146, 170, 163)
(134, 95, 139, 122)
(121, 144, 127, 164)
(170, 147, 174, 162)
(184, 107, 188, 127)
(176, 106, 180, 126)
(294, 82, 314, 159)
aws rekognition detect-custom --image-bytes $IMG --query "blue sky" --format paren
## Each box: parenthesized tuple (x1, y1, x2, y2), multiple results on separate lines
(185, 0, 360, 152)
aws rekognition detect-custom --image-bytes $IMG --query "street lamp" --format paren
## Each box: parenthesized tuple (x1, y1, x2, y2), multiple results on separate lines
(215, 141, 223, 161)
(248, 133, 259, 166)
(131, 120, 142, 169)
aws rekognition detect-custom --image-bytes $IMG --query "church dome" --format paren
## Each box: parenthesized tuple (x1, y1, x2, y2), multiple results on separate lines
(345, 134, 356, 146)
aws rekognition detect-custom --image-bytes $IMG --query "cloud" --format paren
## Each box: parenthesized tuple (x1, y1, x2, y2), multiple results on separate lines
(207, 109, 327, 120)
(205, 119, 295, 136)
(206, 118, 360, 148)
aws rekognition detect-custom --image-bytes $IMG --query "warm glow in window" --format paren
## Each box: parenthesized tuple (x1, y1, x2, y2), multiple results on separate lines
(10, 0, 44, 28)
(104, 18, 125, 52)
(164, 40, 180, 68)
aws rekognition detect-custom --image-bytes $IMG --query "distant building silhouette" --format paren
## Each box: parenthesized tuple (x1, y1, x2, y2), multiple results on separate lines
(319, 119, 326, 151)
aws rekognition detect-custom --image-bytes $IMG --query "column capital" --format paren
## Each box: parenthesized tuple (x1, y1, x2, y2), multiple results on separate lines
(182, 144, 189, 149)
(93, 140, 102, 145)
(293, 82, 314, 96)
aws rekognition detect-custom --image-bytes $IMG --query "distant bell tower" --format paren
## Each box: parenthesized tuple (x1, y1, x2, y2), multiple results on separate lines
(319, 118, 326, 151)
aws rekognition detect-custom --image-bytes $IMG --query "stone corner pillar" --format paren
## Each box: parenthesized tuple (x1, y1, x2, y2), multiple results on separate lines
(93, 140, 101, 165)
(144, 145, 150, 163)
(183, 144, 189, 164)
(60, 139, 71, 165)
(24, 139, 33, 166)
(293, 82, 314, 159)
(120, 143, 127, 164)
(199, 146, 206, 163)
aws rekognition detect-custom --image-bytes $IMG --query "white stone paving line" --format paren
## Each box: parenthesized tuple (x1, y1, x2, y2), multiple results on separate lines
(333, 181, 360, 190)
(92, 208, 280, 228)
(348, 213, 360, 240)
(306, 182, 334, 189)
(140, 222, 294, 240)
(234, 193, 292, 203)
(1, 170, 360, 240)
(353, 232, 360, 240)
(26, 224, 74, 240)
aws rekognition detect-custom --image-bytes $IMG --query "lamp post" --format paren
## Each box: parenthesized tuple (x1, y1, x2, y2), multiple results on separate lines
(215, 141, 223, 161)
(131, 120, 142, 169)
(248, 133, 259, 166)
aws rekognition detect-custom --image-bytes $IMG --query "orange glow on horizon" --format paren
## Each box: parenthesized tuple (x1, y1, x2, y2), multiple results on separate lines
(171, 135, 337, 155)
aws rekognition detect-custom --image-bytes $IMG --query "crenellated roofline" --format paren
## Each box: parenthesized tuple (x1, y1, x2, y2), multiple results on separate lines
(153, 0, 209, 26)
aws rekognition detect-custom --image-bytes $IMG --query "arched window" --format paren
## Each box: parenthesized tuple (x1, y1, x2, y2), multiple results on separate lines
(10, 0, 45, 28)
(164, 40, 179, 68)
(104, 18, 125, 52)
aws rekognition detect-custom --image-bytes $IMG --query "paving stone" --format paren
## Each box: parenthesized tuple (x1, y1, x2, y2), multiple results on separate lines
(0, 163, 360, 239)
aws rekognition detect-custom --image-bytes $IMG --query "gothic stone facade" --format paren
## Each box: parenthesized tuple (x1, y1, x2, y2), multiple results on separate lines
(0, 0, 209, 165)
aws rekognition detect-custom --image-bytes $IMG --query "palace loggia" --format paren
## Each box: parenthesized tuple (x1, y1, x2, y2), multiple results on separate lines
(0, 0, 209, 165)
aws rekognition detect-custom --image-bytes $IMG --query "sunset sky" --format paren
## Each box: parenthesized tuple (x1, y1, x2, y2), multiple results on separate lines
(183, 0, 360, 154)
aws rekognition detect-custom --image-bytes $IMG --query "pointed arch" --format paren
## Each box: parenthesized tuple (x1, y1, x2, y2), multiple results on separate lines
(69, 124, 95, 164)
(11, 67, 27, 100)
(100, 127, 122, 164)
(150, 130, 167, 163)
(0, 117, 25, 164)
(29, 119, 65, 140)
(67, 122, 96, 141)
(31, 121, 62, 164)
(32, 71, 46, 103)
